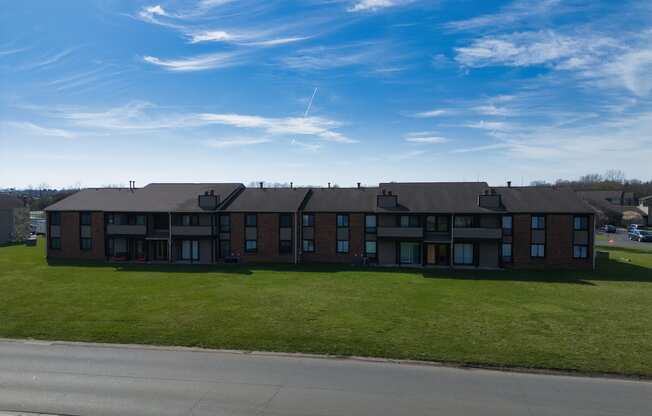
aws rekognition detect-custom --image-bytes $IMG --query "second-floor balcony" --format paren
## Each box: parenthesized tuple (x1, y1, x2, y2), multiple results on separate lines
(453, 227, 502, 240)
(171, 225, 212, 236)
(106, 224, 147, 235)
(377, 227, 423, 239)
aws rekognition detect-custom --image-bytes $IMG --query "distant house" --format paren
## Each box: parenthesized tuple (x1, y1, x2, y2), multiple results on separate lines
(0, 194, 30, 244)
(576, 190, 643, 225)
(639, 196, 652, 226)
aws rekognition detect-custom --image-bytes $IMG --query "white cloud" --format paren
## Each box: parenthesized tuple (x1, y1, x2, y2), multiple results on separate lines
(465, 120, 512, 131)
(1, 121, 75, 139)
(188, 30, 234, 43)
(246, 37, 309, 47)
(291, 139, 323, 152)
(446, 0, 562, 31)
(202, 137, 271, 148)
(348, 0, 398, 12)
(413, 109, 448, 118)
(281, 45, 378, 71)
(143, 52, 242, 71)
(404, 136, 448, 144)
(589, 49, 652, 97)
(472, 104, 516, 116)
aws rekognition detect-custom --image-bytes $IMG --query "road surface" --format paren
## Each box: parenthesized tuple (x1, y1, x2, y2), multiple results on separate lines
(0, 339, 649, 416)
(596, 228, 652, 251)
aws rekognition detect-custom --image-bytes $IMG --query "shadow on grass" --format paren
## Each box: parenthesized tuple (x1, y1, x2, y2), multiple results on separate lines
(45, 255, 652, 285)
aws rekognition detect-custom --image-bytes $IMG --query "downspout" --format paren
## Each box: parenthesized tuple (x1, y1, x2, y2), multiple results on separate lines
(168, 212, 172, 264)
(450, 214, 455, 268)
(294, 209, 299, 265)
(592, 213, 596, 271)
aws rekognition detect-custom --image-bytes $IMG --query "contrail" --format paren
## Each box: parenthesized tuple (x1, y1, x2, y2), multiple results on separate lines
(304, 87, 318, 117)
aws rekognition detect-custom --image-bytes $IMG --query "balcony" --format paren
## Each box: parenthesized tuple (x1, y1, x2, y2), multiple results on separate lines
(106, 224, 146, 235)
(377, 227, 423, 239)
(171, 225, 212, 236)
(453, 227, 502, 240)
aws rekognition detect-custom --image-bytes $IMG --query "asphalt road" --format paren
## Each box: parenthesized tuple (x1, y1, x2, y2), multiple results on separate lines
(0, 340, 650, 416)
(596, 228, 652, 251)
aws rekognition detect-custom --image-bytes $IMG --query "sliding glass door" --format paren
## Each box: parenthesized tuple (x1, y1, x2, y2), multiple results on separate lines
(399, 242, 421, 265)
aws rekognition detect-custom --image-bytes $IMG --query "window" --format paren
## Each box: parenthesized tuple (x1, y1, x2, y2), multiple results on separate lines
(135, 215, 146, 226)
(302, 239, 315, 252)
(279, 213, 292, 228)
(80, 212, 92, 226)
(181, 240, 200, 261)
(574, 216, 588, 230)
(280, 240, 292, 254)
(246, 214, 257, 227)
(454, 216, 474, 228)
(365, 215, 377, 233)
(365, 241, 377, 256)
(426, 216, 450, 232)
(302, 214, 314, 226)
(50, 212, 61, 226)
(245, 240, 257, 253)
(399, 215, 419, 227)
(530, 244, 545, 258)
(454, 243, 474, 265)
(81, 238, 92, 250)
(219, 215, 230, 232)
(111, 238, 128, 257)
(502, 215, 513, 236)
(337, 240, 349, 253)
(501, 243, 512, 262)
(50, 237, 61, 249)
(573, 245, 588, 259)
(219, 240, 230, 258)
(531, 215, 545, 230)
(336, 214, 349, 227)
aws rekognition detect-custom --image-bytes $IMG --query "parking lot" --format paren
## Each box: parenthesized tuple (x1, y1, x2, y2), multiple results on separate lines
(596, 228, 652, 251)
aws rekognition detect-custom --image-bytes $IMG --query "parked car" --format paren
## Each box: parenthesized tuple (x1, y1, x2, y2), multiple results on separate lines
(628, 229, 652, 242)
(628, 224, 640, 232)
(601, 224, 616, 233)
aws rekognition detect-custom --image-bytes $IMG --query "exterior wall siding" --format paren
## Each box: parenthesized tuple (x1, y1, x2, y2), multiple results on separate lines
(301, 213, 365, 264)
(48, 212, 105, 261)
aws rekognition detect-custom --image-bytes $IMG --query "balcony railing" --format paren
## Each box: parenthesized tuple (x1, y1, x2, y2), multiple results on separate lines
(171, 225, 212, 236)
(453, 227, 502, 240)
(106, 225, 146, 235)
(377, 227, 423, 238)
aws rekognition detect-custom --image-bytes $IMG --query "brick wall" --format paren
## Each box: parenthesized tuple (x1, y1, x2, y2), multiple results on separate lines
(48, 212, 105, 261)
(509, 213, 593, 270)
(228, 212, 295, 263)
(301, 213, 365, 264)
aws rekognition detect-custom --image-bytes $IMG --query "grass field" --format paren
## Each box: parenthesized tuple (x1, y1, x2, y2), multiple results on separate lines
(1, 238, 651, 376)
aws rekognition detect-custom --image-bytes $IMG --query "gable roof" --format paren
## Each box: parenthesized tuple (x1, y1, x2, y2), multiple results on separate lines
(495, 187, 593, 214)
(377, 182, 490, 213)
(45, 183, 243, 212)
(303, 187, 378, 212)
(223, 187, 310, 212)
(0, 194, 26, 209)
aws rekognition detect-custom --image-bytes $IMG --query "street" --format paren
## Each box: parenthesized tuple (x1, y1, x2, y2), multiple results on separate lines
(0, 339, 650, 415)
(596, 228, 652, 251)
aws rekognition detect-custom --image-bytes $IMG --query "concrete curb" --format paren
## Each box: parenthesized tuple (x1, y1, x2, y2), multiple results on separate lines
(2, 337, 650, 383)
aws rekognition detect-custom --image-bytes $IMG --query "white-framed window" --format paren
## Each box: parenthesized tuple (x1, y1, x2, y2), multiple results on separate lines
(501, 243, 512, 261)
(303, 239, 315, 252)
(365, 241, 377, 255)
(531, 215, 545, 230)
(336, 240, 349, 253)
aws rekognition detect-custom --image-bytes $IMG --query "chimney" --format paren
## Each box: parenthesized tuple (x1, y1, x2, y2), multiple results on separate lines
(478, 189, 502, 209)
(290, 182, 293, 189)
(328, 182, 331, 189)
(377, 189, 398, 209)
(259, 182, 263, 189)
(210, 190, 214, 196)
(357, 182, 361, 189)
(507, 181, 512, 188)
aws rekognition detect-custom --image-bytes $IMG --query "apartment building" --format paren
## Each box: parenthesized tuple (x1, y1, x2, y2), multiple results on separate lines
(44, 181, 595, 270)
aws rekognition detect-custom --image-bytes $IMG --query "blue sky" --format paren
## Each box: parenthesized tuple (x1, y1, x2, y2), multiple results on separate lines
(1, 0, 651, 188)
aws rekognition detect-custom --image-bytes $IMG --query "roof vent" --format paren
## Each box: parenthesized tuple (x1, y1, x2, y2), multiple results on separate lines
(198, 193, 220, 210)
(259, 182, 263, 189)
(507, 181, 512, 188)
(357, 182, 361, 189)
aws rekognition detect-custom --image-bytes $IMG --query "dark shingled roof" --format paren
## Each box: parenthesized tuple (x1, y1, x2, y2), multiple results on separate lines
(377, 182, 490, 213)
(0, 194, 26, 209)
(45, 183, 243, 212)
(302, 187, 379, 212)
(495, 187, 593, 214)
(375, 182, 593, 214)
(223, 187, 310, 212)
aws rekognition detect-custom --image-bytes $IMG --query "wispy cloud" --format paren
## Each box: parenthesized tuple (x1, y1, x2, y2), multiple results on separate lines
(403, 132, 449, 144)
(202, 137, 271, 148)
(446, 0, 562, 31)
(472, 104, 517, 116)
(465, 120, 513, 132)
(291, 138, 323, 151)
(281, 43, 379, 71)
(21, 48, 76, 70)
(143, 52, 242, 71)
(412, 109, 449, 118)
(1, 121, 75, 139)
(348, 0, 406, 12)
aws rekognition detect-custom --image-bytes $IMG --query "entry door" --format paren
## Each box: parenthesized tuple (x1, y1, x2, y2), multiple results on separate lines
(154, 241, 168, 261)
(399, 242, 421, 265)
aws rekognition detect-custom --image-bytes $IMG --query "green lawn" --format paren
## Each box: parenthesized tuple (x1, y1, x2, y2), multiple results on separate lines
(1, 238, 651, 377)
